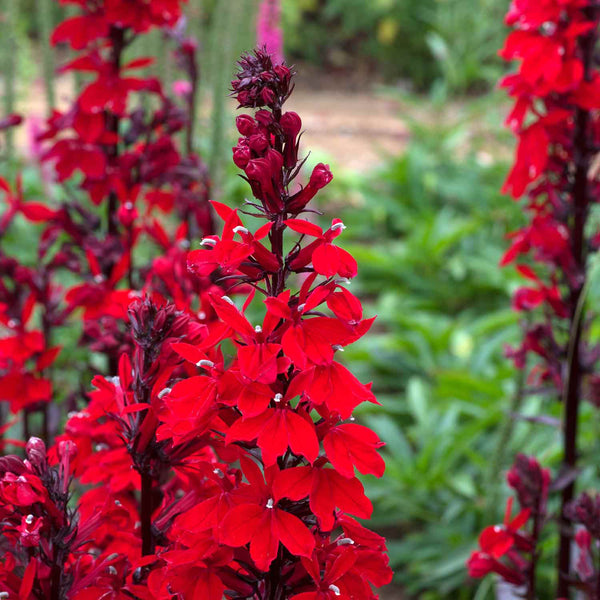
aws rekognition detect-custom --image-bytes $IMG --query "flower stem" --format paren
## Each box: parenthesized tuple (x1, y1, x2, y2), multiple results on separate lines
(106, 26, 125, 237)
(141, 470, 154, 555)
(556, 21, 596, 597)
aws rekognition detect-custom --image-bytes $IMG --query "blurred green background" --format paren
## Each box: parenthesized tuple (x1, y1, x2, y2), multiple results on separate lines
(3, 0, 591, 598)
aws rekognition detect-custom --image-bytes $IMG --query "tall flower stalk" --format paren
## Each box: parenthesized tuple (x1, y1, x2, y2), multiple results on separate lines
(468, 1, 600, 597)
(0, 0, 215, 447)
(0, 38, 392, 597)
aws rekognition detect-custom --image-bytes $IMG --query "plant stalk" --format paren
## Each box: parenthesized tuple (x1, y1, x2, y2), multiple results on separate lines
(556, 21, 596, 598)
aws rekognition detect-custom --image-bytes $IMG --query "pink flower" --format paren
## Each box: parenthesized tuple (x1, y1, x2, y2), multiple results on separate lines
(257, 0, 284, 64)
(172, 79, 192, 98)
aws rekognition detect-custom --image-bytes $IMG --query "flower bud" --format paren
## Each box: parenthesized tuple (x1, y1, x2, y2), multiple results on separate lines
(309, 163, 333, 189)
(26, 437, 47, 471)
(236, 114, 257, 136)
(233, 145, 251, 169)
(280, 111, 302, 137)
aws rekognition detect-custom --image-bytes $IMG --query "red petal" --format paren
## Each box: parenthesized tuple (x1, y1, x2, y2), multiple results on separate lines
(220, 504, 265, 546)
(285, 410, 319, 464)
(285, 219, 323, 237)
(274, 509, 315, 558)
(249, 510, 279, 571)
(272, 466, 312, 502)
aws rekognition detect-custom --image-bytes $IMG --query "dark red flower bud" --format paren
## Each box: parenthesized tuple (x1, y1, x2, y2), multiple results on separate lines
(248, 133, 269, 154)
(233, 144, 252, 169)
(0, 113, 23, 131)
(236, 115, 257, 136)
(506, 453, 550, 513)
(309, 163, 333, 189)
(261, 88, 276, 106)
(287, 164, 333, 213)
(231, 47, 295, 109)
(255, 109, 274, 127)
(280, 111, 302, 137)
(25, 437, 47, 471)
(567, 493, 600, 539)
(0, 455, 27, 476)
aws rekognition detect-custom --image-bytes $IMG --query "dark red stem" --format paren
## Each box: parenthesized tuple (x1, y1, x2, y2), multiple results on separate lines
(556, 22, 596, 598)
(106, 26, 125, 237)
(141, 470, 154, 555)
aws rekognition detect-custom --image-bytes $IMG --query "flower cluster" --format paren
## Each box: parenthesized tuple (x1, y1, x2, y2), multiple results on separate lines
(499, 0, 600, 387)
(469, 1, 600, 596)
(0, 40, 391, 597)
(0, 0, 213, 447)
(468, 455, 550, 590)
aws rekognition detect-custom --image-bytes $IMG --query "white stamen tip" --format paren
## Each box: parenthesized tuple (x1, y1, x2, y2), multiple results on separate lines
(25, 514, 34, 525)
(330, 222, 346, 232)
(328, 585, 341, 596)
(93, 274, 104, 283)
(266, 498, 274, 509)
(274, 393, 283, 403)
(297, 303, 306, 312)
(197, 360, 215, 369)
(221, 295, 235, 305)
(124, 202, 134, 210)
(213, 468, 223, 477)
(255, 325, 262, 333)
(332, 345, 344, 352)
(232, 226, 249, 235)
(158, 387, 172, 399)
(338, 537, 354, 545)
(108, 376, 121, 386)
(108, 566, 118, 575)
(200, 237, 217, 246)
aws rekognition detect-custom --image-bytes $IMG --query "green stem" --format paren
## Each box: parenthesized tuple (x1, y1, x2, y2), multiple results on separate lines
(36, 0, 56, 114)
(485, 362, 526, 523)
(3, 0, 19, 160)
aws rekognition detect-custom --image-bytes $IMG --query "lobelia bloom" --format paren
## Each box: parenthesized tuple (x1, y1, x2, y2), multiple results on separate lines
(0, 0, 216, 450)
(0, 44, 391, 598)
(469, 1, 600, 597)
(468, 455, 550, 590)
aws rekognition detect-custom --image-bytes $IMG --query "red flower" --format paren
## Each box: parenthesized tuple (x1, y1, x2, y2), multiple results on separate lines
(286, 218, 357, 279)
(468, 498, 533, 585)
(219, 458, 315, 571)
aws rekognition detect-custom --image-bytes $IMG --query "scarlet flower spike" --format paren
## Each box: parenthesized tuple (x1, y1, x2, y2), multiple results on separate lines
(0, 10, 390, 596)
(468, 1, 600, 595)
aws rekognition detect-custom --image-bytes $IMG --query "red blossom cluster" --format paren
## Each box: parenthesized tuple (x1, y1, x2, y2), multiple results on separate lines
(499, 0, 600, 387)
(468, 455, 549, 589)
(0, 5, 391, 592)
(0, 0, 214, 447)
(469, 1, 600, 597)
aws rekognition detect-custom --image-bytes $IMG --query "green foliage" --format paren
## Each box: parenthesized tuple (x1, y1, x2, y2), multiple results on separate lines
(424, 0, 507, 98)
(281, 0, 506, 94)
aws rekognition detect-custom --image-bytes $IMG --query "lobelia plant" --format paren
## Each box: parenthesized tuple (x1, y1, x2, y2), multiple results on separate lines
(0, 0, 215, 448)
(0, 45, 392, 598)
(467, 0, 600, 597)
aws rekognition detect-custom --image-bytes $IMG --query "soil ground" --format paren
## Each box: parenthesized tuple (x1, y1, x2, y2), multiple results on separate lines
(13, 71, 410, 174)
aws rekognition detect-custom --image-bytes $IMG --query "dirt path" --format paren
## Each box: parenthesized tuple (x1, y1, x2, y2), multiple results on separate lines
(287, 86, 409, 172)
(13, 72, 409, 173)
